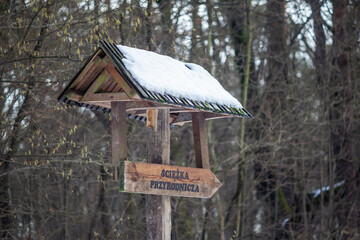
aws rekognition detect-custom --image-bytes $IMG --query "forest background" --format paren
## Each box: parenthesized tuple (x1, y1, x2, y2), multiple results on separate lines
(0, 0, 359, 239)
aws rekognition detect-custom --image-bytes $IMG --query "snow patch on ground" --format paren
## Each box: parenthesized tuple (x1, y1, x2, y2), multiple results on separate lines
(117, 45, 243, 108)
(312, 180, 345, 198)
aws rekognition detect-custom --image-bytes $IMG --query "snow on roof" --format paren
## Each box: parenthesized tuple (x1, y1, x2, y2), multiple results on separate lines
(117, 45, 243, 109)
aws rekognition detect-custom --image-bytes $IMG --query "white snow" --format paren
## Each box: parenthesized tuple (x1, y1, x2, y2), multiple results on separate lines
(281, 218, 289, 229)
(312, 180, 345, 198)
(117, 45, 243, 108)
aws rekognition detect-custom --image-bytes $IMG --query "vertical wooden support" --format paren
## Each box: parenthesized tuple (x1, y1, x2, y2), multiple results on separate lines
(146, 109, 171, 240)
(111, 101, 127, 180)
(146, 109, 158, 129)
(191, 112, 210, 169)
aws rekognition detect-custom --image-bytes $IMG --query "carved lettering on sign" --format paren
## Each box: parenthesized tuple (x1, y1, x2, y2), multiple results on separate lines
(161, 169, 189, 180)
(119, 161, 221, 198)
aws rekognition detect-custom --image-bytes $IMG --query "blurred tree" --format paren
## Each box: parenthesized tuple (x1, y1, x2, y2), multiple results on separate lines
(0, 0, 359, 239)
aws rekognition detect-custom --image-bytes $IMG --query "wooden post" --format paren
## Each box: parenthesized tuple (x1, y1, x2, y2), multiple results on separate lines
(191, 112, 210, 169)
(146, 109, 171, 240)
(111, 101, 127, 180)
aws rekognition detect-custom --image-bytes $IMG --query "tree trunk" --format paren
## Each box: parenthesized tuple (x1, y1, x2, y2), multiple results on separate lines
(190, 0, 204, 62)
(0, 3, 50, 236)
(223, 0, 247, 235)
(157, 0, 174, 55)
(145, 0, 155, 51)
(306, 0, 328, 234)
(265, 1, 287, 238)
(331, 0, 357, 237)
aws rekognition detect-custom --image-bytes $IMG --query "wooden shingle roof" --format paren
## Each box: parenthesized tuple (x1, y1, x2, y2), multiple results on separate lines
(58, 41, 253, 125)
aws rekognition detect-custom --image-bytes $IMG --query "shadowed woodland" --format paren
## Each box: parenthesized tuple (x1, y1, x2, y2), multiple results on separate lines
(1, 0, 359, 239)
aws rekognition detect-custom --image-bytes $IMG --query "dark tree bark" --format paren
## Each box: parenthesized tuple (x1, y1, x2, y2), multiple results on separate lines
(0, 2, 50, 236)
(145, 0, 155, 51)
(190, 0, 205, 62)
(257, 1, 288, 239)
(227, 0, 247, 80)
(330, 0, 357, 237)
(305, 0, 328, 233)
(156, 0, 174, 55)
(306, 0, 326, 85)
(267, 0, 287, 84)
(222, 0, 247, 224)
(223, 1, 256, 238)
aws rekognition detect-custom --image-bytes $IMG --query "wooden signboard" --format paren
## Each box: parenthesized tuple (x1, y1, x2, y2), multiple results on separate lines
(119, 161, 222, 198)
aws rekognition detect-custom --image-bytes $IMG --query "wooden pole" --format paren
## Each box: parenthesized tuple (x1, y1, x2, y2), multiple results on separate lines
(191, 112, 210, 169)
(146, 109, 171, 240)
(111, 101, 127, 180)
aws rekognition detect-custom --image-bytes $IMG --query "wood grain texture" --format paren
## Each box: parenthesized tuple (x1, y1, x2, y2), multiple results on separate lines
(146, 108, 170, 240)
(191, 112, 210, 169)
(65, 90, 84, 101)
(161, 195, 171, 240)
(81, 70, 111, 101)
(84, 101, 111, 109)
(83, 92, 130, 102)
(106, 64, 137, 97)
(111, 101, 127, 180)
(120, 161, 222, 198)
(147, 109, 170, 164)
(74, 56, 103, 91)
(146, 109, 158, 129)
(69, 51, 102, 90)
(146, 194, 163, 240)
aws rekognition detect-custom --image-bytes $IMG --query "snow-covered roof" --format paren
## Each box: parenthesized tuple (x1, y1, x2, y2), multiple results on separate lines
(118, 45, 243, 109)
(112, 43, 252, 118)
(58, 41, 253, 124)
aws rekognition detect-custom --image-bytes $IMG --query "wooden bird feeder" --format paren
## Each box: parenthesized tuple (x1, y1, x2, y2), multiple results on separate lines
(58, 40, 252, 239)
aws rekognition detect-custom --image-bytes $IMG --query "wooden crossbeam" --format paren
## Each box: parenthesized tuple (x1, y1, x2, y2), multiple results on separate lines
(125, 100, 197, 111)
(65, 90, 230, 125)
(82, 92, 130, 102)
(84, 101, 111, 109)
(172, 112, 230, 124)
(64, 90, 84, 102)
(126, 101, 163, 111)
(125, 100, 187, 111)
(124, 112, 180, 123)
(203, 114, 231, 121)
(171, 113, 192, 124)
(170, 109, 199, 113)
